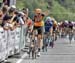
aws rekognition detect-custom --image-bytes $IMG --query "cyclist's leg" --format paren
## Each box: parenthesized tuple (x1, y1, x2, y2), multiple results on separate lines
(33, 26, 42, 56)
(53, 26, 57, 41)
(50, 27, 53, 36)
(47, 28, 53, 47)
(42, 33, 46, 52)
(37, 27, 43, 56)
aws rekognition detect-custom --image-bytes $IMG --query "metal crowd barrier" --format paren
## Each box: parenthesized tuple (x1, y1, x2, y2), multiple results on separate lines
(0, 25, 27, 62)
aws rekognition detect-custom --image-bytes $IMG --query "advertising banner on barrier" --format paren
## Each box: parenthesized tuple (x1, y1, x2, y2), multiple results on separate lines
(0, 28, 7, 61)
(0, 39, 2, 61)
(0, 28, 3, 61)
(4, 30, 8, 58)
(7, 26, 26, 55)
(15, 27, 21, 53)
(0, 25, 27, 62)
(8, 30, 15, 56)
(19, 26, 26, 50)
(22, 26, 26, 47)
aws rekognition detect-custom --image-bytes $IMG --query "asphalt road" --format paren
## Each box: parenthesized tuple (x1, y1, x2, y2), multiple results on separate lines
(4, 37, 75, 63)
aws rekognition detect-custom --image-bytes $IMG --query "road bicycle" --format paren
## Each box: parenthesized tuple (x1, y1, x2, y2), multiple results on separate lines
(28, 30, 38, 59)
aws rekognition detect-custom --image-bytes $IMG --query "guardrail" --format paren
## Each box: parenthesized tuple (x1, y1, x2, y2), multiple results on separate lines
(0, 25, 27, 62)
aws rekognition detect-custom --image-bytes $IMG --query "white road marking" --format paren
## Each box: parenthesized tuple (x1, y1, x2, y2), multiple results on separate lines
(16, 53, 28, 63)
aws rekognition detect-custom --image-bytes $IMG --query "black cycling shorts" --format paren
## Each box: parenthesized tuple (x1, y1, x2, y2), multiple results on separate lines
(53, 27, 56, 32)
(33, 26, 43, 34)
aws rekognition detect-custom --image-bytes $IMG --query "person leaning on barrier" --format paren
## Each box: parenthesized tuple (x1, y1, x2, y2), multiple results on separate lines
(2, 7, 16, 30)
(22, 8, 31, 25)
(17, 11, 25, 25)
(3, 14, 11, 30)
(2, 0, 10, 6)
(1, 5, 9, 27)
(22, 8, 29, 19)
(1, 6, 27, 30)
(22, 8, 33, 33)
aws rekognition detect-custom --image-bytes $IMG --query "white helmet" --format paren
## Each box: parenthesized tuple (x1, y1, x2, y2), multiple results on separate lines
(46, 17, 51, 21)
(11, 5, 16, 9)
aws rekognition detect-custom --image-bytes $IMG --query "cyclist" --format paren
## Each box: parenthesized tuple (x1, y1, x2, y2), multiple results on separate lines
(60, 21, 66, 38)
(68, 21, 74, 43)
(64, 20, 69, 37)
(68, 30, 73, 44)
(33, 8, 45, 56)
(44, 17, 53, 48)
(68, 21, 73, 31)
(73, 22, 75, 41)
(45, 17, 53, 35)
(51, 17, 58, 41)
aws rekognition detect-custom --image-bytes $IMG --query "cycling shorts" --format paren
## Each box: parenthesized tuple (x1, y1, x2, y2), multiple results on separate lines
(33, 26, 43, 34)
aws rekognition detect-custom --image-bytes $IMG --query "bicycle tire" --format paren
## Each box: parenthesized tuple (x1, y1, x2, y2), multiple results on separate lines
(32, 50, 35, 59)
(35, 52, 37, 59)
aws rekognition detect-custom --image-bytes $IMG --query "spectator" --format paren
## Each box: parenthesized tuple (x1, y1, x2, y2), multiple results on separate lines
(3, 0, 10, 6)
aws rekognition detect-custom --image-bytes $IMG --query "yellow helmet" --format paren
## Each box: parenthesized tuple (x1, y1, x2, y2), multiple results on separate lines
(35, 8, 42, 14)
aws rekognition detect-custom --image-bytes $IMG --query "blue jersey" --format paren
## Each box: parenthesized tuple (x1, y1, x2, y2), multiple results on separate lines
(45, 20, 53, 32)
